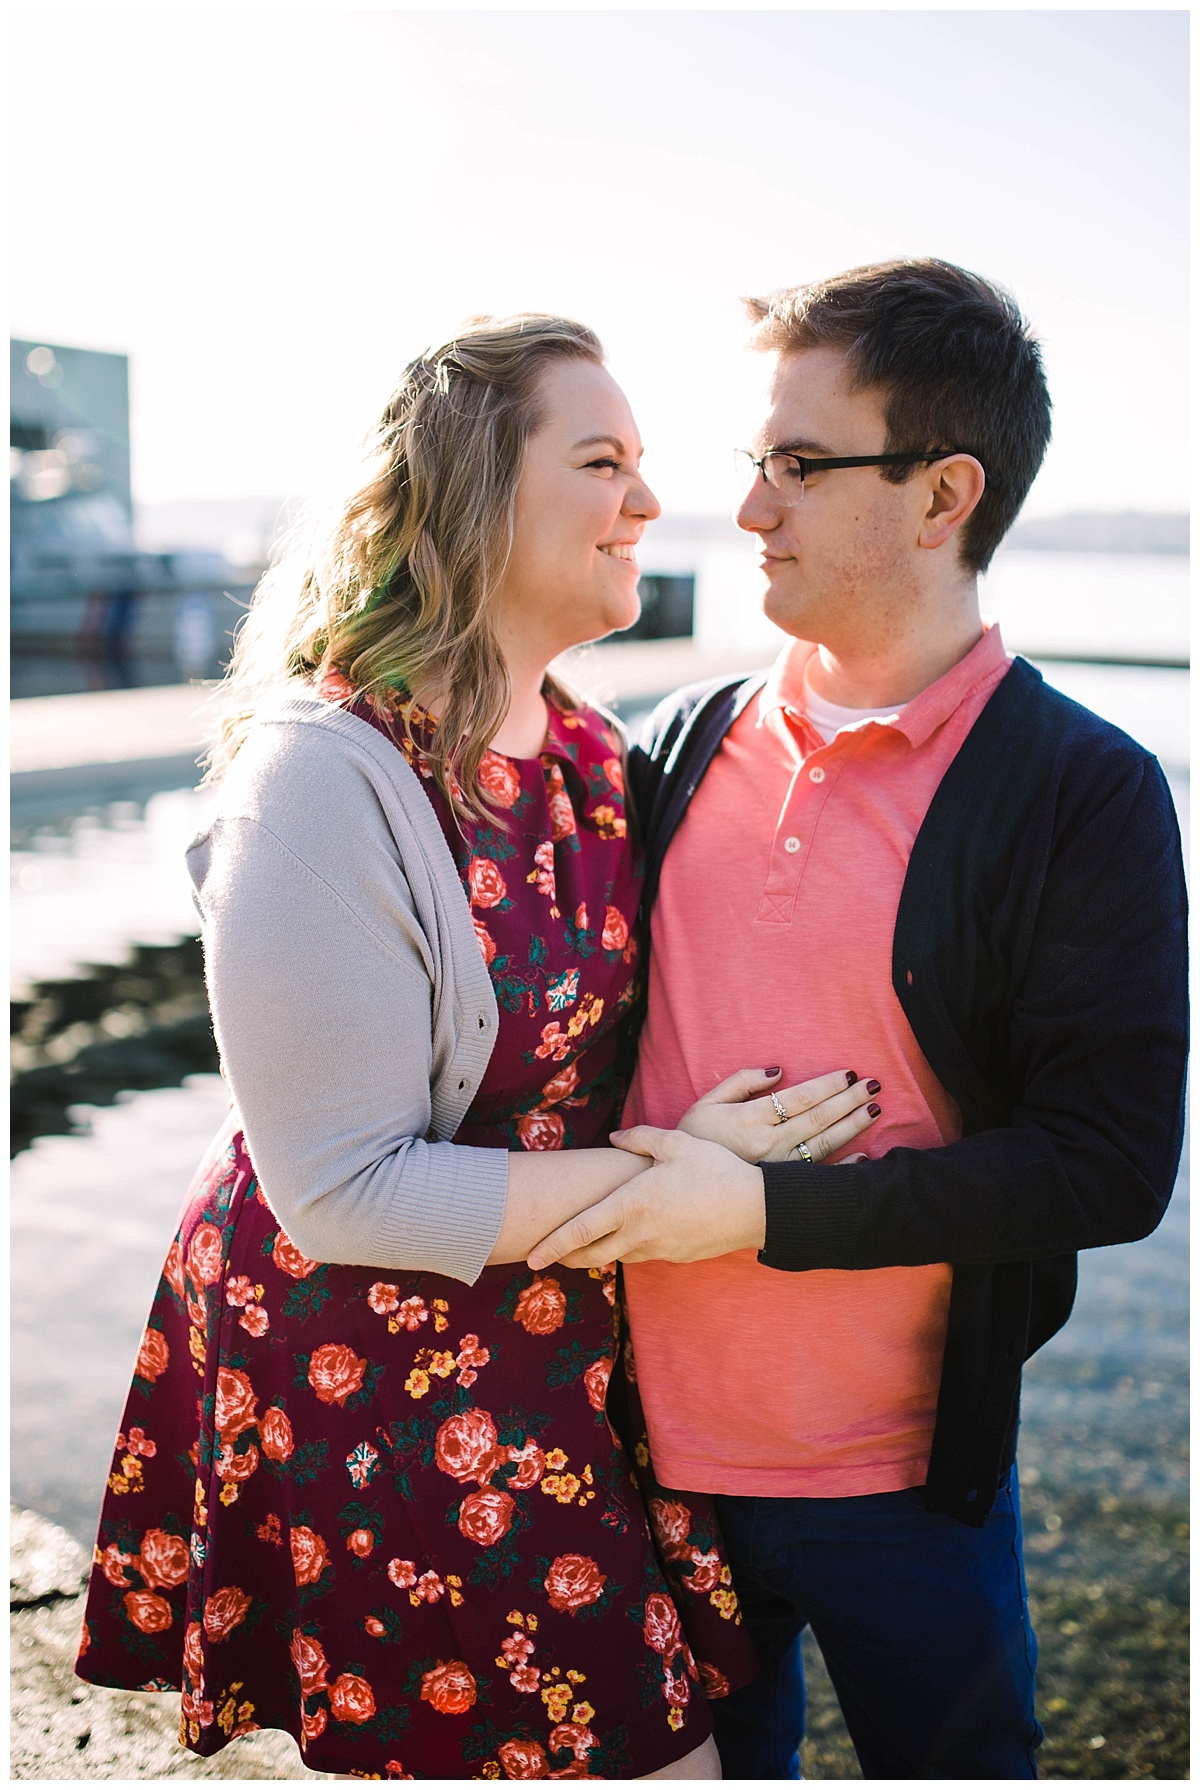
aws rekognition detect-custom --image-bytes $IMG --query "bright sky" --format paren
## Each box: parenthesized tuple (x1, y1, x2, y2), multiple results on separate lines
(12, 8, 1188, 519)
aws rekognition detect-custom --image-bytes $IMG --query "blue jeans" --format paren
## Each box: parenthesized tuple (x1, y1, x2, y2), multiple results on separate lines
(710, 1470, 1042, 1779)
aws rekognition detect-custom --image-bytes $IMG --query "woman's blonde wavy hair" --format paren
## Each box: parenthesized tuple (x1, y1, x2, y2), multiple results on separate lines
(209, 313, 605, 817)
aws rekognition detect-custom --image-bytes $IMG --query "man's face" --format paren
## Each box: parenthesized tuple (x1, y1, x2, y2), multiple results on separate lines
(736, 346, 929, 651)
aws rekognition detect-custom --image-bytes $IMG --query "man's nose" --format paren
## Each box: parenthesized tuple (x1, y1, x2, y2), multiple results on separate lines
(736, 476, 778, 534)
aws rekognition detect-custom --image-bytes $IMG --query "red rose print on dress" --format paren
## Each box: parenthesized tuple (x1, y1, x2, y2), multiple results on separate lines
(272, 1232, 318, 1279)
(137, 1528, 189, 1590)
(545, 765, 576, 841)
(420, 1660, 478, 1715)
(368, 1283, 399, 1315)
(290, 1526, 330, 1587)
(300, 1706, 327, 1745)
(474, 918, 497, 966)
(544, 1554, 606, 1613)
(582, 1356, 611, 1413)
(123, 1590, 173, 1633)
(290, 1629, 329, 1697)
(225, 1275, 254, 1307)
(187, 1223, 224, 1287)
(214, 1367, 257, 1442)
(513, 1277, 567, 1335)
(478, 752, 521, 809)
(135, 1326, 169, 1383)
(215, 1439, 259, 1483)
(387, 1558, 417, 1589)
(307, 1342, 366, 1405)
(549, 1723, 597, 1763)
(182, 1618, 204, 1686)
(203, 1585, 252, 1642)
(434, 1408, 498, 1483)
(498, 1736, 549, 1777)
(329, 1672, 376, 1725)
(698, 1662, 731, 1699)
(682, 1549, 722, 1594)
(468, 858, 507, 909)
(516, 1109, 565, 1152)
(664, 1665, 691, 1709)
(601, 907, 628, 953)
(164, 1240, 186, 1300)
(396, 1296, 428, 1331)
(539, 1060, 579, 1106)
(259, 1406, 293, 1462)
(602, 756, 625, 795)
(503, 1441, 546, 1490)
(643, 1591, 683, 1660)
(457, 1486, 514, 1546)
(648, 1499, 694, 1562)
(346, 1528, 375, 1559)
(239, 1304, 269, 1337)
(99, 1544, 132, 1587)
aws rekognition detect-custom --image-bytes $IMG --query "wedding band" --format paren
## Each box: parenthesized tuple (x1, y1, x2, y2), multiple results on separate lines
(795, 1141, 814, 1163)
(769, 1092, 789, 1124)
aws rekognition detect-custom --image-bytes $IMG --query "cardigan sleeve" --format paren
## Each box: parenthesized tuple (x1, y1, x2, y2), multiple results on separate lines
(759, 752, 1188, 1271)
(189, 805, 509, 1285)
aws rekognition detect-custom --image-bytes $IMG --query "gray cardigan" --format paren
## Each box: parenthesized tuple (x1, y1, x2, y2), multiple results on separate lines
(186, 696, 509, 1284)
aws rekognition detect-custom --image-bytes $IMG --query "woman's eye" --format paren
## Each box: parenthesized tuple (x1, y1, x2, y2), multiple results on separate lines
(584, 458, 621, 473)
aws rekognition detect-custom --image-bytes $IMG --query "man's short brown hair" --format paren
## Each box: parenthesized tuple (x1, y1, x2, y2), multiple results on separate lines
(745, 259, 1051, 572)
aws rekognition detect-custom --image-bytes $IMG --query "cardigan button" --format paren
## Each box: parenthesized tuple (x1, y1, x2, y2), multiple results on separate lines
(905, 969, 913, 986)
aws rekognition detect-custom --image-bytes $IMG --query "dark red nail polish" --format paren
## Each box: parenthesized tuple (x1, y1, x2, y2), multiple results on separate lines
(766, 1066, 781, 1078)
(866, 1079, 881, 1095)
(867, 1102, 882, 1118)
(845, 1071, 858, 1086)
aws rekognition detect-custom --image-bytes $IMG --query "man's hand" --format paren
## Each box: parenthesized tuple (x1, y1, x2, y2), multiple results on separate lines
(525, 1127, 765, 1271)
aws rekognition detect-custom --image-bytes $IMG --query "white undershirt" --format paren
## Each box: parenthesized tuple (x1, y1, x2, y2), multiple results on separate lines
(800, 659, 901, 745)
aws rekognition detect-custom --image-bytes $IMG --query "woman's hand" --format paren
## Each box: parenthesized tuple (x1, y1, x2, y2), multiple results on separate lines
(677, 1066, 881, 1164)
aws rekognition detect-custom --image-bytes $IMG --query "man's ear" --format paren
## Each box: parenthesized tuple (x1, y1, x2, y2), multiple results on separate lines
(918, 455, 986, 551)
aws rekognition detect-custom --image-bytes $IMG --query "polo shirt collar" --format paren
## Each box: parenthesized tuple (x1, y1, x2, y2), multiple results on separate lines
(759, 623, 1009, 749)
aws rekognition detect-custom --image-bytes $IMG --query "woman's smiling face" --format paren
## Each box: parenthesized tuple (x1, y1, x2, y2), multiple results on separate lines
(494, 357, 660, 662)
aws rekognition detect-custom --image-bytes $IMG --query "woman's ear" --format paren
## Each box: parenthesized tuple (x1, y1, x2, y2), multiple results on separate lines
(918, 454, 986, 552)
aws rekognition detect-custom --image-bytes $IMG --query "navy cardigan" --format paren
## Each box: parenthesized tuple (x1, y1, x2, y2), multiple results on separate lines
(628, 656, 1188, 1525)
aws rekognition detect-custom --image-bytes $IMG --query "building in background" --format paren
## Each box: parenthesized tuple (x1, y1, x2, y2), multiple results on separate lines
(10, 340, 250, 697)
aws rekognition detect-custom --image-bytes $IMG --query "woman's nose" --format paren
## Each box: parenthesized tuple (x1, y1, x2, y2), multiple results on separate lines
(625, 475, 661, 522)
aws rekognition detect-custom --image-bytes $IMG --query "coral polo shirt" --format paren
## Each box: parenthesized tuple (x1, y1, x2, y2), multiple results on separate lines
(623, 626, 1013, 1497)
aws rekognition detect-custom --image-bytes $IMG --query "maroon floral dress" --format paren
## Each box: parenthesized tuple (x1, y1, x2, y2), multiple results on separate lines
(75, 690, 755, 1779)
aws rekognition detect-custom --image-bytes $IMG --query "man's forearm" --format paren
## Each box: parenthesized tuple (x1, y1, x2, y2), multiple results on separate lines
(758, 1119, 1175, 1273)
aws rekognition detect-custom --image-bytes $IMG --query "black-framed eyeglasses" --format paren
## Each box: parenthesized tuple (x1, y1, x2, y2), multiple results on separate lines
(735, 446, 964, 501)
